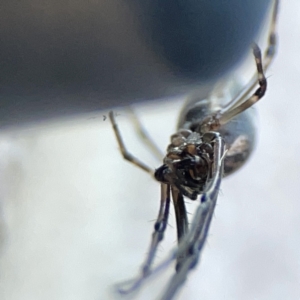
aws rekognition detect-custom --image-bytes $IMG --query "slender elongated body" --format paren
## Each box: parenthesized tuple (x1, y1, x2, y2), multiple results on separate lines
(110, 2, 279, 299)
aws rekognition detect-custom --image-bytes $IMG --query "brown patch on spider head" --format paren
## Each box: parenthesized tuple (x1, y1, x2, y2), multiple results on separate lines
(185, 144, 197, 155)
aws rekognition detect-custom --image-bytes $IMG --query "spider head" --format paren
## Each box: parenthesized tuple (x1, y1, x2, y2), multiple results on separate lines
(154, 130, 214, 200)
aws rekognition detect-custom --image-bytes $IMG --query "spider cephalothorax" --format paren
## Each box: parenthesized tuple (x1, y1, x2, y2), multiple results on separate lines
(154, 130, 215, 200)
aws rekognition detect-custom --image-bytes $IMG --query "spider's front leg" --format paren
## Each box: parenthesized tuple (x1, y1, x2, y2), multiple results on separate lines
(109, 111, 153, 174)
(159, 133, 226, 300)
(200, 43, 266, 133)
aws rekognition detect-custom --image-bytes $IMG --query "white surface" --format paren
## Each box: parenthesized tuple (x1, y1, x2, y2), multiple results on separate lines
(0, 2, 300, 300)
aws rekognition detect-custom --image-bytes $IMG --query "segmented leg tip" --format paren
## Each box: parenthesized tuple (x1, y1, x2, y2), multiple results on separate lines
(252, 43, 261, 57)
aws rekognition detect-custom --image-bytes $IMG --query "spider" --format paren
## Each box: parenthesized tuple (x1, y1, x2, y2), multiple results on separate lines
(109, 1, 279, 299)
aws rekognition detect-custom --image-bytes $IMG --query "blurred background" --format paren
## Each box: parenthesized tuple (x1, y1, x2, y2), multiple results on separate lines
(0, 0, 271, 127)
(1, 1, 300, 300)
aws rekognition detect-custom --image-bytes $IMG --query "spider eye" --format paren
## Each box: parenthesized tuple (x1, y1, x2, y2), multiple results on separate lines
(199, 143, 213, 155)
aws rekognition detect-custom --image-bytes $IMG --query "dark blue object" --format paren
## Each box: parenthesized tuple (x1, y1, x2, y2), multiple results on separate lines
(143, 0, 271, 77)
(0, 0, 271, 127)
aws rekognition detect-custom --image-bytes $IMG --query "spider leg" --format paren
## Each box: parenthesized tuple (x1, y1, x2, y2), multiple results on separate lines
(171, 187, 189, 270)
(109, 111, 153, 174)
(196, 43, 266, 134)
(159, 133, 225, 300)
(171, 188, 188, 243)
(127, 107, 164, 161)
(116, 183, 171, 294)
(118, 133, 225, 299)
(220, 0, 279, 113)
(218, 44, 266, 125)
(265, 0, 279, 66)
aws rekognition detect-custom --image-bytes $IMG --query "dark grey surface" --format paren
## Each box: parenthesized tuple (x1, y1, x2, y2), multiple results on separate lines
(0, 0, 271, 127)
